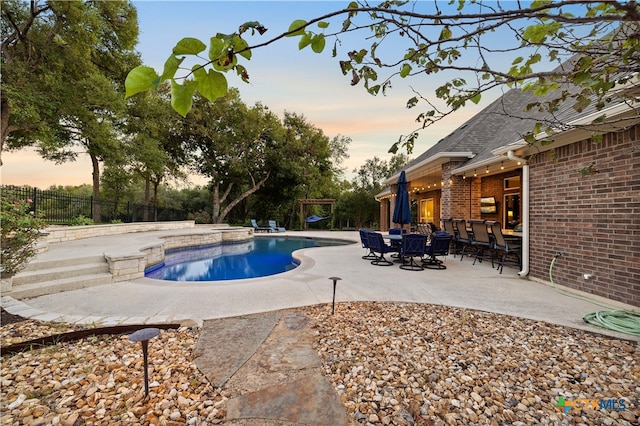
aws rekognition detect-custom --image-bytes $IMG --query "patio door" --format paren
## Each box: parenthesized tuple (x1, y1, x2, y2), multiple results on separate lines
(420, 198, 434, 223)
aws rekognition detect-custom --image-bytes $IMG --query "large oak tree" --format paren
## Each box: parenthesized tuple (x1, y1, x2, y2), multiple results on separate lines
(2, 0, 140, 221)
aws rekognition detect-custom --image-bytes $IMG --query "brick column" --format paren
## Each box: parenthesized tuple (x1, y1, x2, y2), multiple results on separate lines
(441, 161, 472, 220)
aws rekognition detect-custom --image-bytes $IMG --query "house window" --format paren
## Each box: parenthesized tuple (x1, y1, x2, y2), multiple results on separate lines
(504, 176, 520, 190)
(420, 198, 434, 223)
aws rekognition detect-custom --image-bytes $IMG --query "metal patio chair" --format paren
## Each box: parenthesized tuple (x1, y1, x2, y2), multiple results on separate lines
(399, 234, 427, 271)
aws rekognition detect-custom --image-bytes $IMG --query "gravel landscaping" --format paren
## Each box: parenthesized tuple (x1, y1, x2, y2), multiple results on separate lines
(1, 302, 639, 425)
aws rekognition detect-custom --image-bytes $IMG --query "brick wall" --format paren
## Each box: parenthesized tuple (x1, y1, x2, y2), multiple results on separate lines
(436, 162, 471, 220)
(528, 124, 640, 307)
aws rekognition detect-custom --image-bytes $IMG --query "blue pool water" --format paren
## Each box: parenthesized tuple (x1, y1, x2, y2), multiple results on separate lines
(145, 236, 348, 281)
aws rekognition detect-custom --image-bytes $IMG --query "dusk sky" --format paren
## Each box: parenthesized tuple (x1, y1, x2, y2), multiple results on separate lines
(2, 0, 502, 188)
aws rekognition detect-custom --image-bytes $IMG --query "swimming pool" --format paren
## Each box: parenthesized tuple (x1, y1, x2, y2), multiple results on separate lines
(145, 236, 349, 281)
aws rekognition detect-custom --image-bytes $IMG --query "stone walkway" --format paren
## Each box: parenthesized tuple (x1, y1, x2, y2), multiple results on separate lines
(194, 311, 348, 425)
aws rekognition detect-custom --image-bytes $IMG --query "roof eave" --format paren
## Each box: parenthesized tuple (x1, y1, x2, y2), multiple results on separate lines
(384, 151, 475, 185)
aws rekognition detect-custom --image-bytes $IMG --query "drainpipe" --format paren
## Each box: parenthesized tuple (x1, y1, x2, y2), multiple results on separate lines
(507, 150, 529, 277)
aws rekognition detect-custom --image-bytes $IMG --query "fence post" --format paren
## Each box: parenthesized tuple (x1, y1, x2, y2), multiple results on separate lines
(31, 187, 37, 216)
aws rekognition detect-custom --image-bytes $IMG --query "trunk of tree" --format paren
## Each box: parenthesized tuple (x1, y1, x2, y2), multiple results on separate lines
(143, 178, 150, 222)
(212, 184, 221, 224)
(0, 97, 10, 167)
(211, 173, 270, 224)
(153, 180, 159, 222)
(91, 153, 101, 223)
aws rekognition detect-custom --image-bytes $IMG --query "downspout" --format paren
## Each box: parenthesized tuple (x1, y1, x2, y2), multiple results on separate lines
(507, 150, 529, 277)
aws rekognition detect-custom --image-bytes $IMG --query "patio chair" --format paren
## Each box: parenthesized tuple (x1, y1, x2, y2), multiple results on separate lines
(388, 227, 406, 255)
(422, 231, 452, 269)
(366, 231, 398, 266)
(268, 220, 286, 232)
(469, 219, 494, 266)
(359, 228, 377, 260)
(417, 222, 437, 243)
(489, 221, 522, 274)
(250, 219, 273, 233)
(399, 234, 427, 271)
(452, 219, 473, 260)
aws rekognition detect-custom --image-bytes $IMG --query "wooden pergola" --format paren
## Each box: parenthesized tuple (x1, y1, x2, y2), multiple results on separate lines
(298, 199, 335, 230)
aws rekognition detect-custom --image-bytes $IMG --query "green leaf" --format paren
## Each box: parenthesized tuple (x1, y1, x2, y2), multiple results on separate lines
(287, 20, 307, 37)
(193, 67, 228, 103)
(235, 64, 250, 83)
(208, 37, 225, 61)
(400, 63, 412, 78)
(406, 96, 418, 108)
(439, 26, 452, 41)
(160, 55, 184, 81)
(298, 32, 312, 49)
(311, 34, 325, 53)
(172, 37, 207, 55)
(469, 92, 481, 104)
(171, 79, 197, 117)
(125, 66, 160, 98)
(238, 21, 267, 35)
(232, 35, 251, 60)
(317, 21, 329, 29)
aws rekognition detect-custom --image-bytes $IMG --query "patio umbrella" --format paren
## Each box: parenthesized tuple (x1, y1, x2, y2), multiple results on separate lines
(392, 170, 412, 225)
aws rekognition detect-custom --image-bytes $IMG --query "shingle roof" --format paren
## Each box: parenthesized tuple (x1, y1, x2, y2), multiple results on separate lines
(398, 51, 637, 175)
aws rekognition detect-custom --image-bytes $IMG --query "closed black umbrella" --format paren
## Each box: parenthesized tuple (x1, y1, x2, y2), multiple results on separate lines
(392, 170, 411, 225)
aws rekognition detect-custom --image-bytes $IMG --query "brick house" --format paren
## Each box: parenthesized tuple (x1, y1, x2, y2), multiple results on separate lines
(376, 74, 639, 308)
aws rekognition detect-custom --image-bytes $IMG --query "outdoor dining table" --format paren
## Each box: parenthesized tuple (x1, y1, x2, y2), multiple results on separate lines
(502, 229, 523, 238)
(382, 234, 403, 243)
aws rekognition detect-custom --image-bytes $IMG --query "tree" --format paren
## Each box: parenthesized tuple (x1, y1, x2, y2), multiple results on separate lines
(123, 85, 187, 221)
(126, 1, 639, 154)
(173, 89, 283, 223)
(251, 113, 347, 228)
(352, 153, 410, 193)
(336, 188, 380, 229)
(2, 1, 140, 221)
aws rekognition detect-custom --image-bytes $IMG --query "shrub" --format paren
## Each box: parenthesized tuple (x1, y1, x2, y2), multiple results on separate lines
(69, 215, 94, 226)
(1, 196, 46, 277)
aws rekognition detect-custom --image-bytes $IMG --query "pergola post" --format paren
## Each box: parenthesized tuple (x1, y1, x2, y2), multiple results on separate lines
(298, 199, 336, 230)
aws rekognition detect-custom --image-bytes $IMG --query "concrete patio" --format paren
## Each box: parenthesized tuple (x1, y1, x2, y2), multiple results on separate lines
(2, 229, 637, 342)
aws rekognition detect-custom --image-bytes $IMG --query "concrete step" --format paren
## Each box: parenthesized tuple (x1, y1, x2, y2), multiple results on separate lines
(7, 273, 114, 299)
(20, 255, 106, 272)
(12, 262, 110, 286)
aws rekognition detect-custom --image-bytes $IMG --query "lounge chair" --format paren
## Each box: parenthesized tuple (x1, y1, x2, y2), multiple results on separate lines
(268, 220, 286, 232)
(251, 219, 273, 233)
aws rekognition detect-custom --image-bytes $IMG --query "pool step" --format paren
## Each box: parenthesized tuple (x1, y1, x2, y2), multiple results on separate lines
(7, 256, 113, 299)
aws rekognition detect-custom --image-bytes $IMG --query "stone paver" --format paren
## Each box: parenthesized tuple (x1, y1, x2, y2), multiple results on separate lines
(196, 311, 348, 425)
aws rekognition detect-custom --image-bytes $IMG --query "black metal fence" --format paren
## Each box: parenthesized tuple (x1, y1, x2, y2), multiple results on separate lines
(1, 185, 187, 224)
